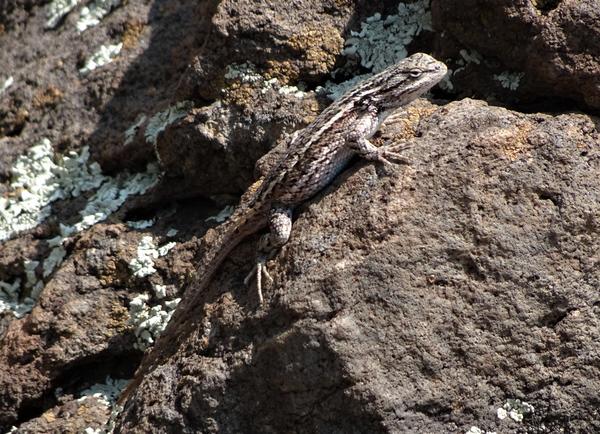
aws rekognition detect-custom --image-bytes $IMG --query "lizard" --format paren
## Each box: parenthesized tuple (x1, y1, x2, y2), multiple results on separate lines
(117, 52, 447, 407)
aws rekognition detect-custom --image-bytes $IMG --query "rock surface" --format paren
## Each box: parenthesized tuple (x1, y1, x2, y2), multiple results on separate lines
(0, 0, 599, 433)
(433, 0, 600, 110)
(116, 99, 600, 433)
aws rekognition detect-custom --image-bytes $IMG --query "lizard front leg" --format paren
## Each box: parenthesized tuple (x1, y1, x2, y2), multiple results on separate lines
(348, 136, 409, 166)
(244, 205, 293, 303)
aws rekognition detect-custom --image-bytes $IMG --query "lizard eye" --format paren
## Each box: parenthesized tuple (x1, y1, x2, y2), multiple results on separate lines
(409, 69, 422, 78)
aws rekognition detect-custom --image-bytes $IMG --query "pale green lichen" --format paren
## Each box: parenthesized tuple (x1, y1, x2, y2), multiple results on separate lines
(225, 63, 307, 98)
(342, 0, 432, 73)
(145, 101, 193, 146)
(494, 71, 525, 91)
(325, 0, 432, 100)
(123, 115, 147, 146)
(205, 205, 235, 223)
(0, 140, 159, 318)
(224, 62, 263, 83)
(0, 139, 104, 242)
(128, 293, 180, 350)
(45, 0, 80, 29)
(126, 219, 155, 229)
(79, 43, 123, 75)
(77, 376, 128, 407)
(497, 399, 534, 422)
(466, 426, 497, 434)
(129, 235, 176, 278)
(76, 0, 122, 32)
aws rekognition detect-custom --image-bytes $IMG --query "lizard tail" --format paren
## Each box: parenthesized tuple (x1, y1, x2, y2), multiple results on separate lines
(118, 208, 268, 407)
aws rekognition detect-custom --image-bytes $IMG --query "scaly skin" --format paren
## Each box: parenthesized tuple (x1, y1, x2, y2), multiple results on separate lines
(118, 52, 447, 406)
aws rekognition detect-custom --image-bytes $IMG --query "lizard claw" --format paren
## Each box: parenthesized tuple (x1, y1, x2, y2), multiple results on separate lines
(378, 149, 411, 165)
(243, 257, 273, 303)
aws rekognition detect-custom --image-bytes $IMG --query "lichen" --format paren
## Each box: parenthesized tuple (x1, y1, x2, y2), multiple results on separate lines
(128, 293, 180, 350)
(144, 101, 193, 146)
(494, 71, 525, 91)
(342, 1, 432, 73)
(79, 43, 123, 75)
(0, 140, 104, 242)
(129, 235, 176, 278)
(324, 0, 433, 100)
(497, 399, 535, 422)
(205, 205, 235, 223)
(77, 376, 129, 407)
(126, 219, 155, 229)
(286, 26, 344, 77)
(45, 0, 80, 29)
(466, 427, 497, 434)
(76, 0, 122, 32)
(0, 140, 159, 318)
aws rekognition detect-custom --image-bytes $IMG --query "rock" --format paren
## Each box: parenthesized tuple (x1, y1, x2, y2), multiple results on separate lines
(432, 0, 600, 109)
(155, 91, 321, 197)
(115, 99, 600, 433)
(1, 0, 599, 431)
(0, 225, 139, 429)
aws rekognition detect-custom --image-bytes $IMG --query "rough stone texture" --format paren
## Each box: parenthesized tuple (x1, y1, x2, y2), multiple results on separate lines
(0, 0, 405, 430)
(432, 0, 600, 110)
(155, 91, 322, 197)
(14, 396, 113, 434)
(1, 0, 600, 432)
(115, 99, 600, 433)
(0, 225, 137, 428)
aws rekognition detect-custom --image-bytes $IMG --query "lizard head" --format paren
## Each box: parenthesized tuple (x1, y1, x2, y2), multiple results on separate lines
(359, 53, 448, 110)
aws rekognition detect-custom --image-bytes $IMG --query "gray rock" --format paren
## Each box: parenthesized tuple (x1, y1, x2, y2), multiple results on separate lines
(433, 0, 600, 109)
(115, 99, 600, 433)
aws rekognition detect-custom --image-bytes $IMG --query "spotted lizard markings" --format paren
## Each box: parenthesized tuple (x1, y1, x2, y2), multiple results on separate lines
(118, 52, 447, 406)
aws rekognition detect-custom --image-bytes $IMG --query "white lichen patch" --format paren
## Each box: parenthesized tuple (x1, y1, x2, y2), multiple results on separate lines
(497, 399, 535, 422)
(324, 0, 432, 100)
(123, 115, 147, 146)
(79, 43, 123, 75)
(152, 283, 167, 299)
(1, 76, 14, 95)
(145, 101, 193, 147)
(45, 0, 80, 29)
(0, 279, 32, 319)
(205, 205, 235, 223)
(128, 293, 180, 350)
(459, 49, 483, 65)
(0, 140, 159, 318)
(166, 228, 178, 237)
(277, 84, 307, 98)
(225, 63, 306, 98)
(342, 0, 432, 73)
(68, 164, 159, 236)
(129, 235, 176, 278)
(494, 71, 525, 91)
(43, 246, 67, 278)
(224, 62, 263, 83)
(319, 74, 370, 101)
(126, 219, 155, 229)
(77, 376, 129, 407)
(76, 0, 122, 32)
(0, 139, 104, 242)
(466, 427, 497, 434)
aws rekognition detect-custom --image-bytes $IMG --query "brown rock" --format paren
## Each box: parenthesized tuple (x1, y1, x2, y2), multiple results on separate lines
(115, 99, 600, 433)
(432, 0, 600, 109)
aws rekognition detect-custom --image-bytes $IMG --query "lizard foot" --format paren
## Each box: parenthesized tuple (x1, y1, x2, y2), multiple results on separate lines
(243, 257, 273, 303)
(377, 144, 412, 165)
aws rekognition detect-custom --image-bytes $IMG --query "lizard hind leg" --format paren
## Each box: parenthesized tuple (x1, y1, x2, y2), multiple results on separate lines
(243, 205, 293, 303)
